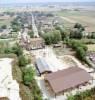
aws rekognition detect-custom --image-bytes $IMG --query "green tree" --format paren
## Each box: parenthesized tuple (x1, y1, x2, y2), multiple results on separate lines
(43, 30, 62, 45)
(74, 23, 85, 31)
(1, 25, 7, 29)
(12, 25, 20, 32)
(28, 31, 34, 38)
(52, 30, 62, 44)
(67, 40, 87, 61)
(23, 67, 35, 86)
(91, 32, 95, 39)
(43, 33, 51, 45)
(11, 17, 21, 32)
(70, 23, 85, 39)
(76, 47, 86, 60)
(11, 44, 23, 56)
(18, 55, 28, 67)
(70, 29, 83, 39)
(55, 25, 69, 40)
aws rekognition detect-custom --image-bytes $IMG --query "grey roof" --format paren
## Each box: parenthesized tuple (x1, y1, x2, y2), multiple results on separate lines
(45, 67, 92, 94)
(36, 58, 52, 74)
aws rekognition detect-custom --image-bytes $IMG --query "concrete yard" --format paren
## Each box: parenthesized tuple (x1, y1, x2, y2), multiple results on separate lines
(0, 58, 21, 100)
(32, 46, 70, 72)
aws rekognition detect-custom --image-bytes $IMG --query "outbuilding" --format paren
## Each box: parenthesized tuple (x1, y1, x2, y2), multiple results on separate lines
(36, 58, 52, 75)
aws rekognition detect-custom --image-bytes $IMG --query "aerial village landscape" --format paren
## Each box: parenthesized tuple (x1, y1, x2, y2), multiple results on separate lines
(0, 0, 95, 100)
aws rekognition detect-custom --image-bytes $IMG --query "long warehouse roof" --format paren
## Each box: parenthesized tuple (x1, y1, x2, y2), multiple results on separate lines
(45, 67, 92, 94)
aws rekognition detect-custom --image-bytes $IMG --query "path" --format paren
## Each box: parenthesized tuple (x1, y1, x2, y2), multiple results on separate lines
(61, 16, 76, 23)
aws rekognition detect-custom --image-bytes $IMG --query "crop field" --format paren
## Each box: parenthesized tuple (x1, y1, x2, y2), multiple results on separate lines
(56, 10, 95, 32)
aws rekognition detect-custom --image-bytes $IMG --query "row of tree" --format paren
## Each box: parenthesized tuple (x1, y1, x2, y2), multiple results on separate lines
(55, 23, 85, 40)
(0, 42, 42, 99)
(67, 40, 88, 61)
(87, 32, 95, 39)
(42, 23, 85, 45)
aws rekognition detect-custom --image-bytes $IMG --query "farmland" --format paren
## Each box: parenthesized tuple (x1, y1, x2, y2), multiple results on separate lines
(56, 10, 95, 32)
(0, 15, 14, 27)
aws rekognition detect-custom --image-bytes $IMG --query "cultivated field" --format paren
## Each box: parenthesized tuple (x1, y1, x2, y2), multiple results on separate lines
(56, 10, 95, 32)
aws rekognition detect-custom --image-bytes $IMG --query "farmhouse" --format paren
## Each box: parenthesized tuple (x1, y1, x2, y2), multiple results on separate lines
(36, 58, 52, 75)
(45, 67, 92, 95)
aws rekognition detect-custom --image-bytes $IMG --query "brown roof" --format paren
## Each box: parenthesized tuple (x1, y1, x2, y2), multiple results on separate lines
(45, 67, 92, 94)
(0, 97, 9, 100)
(30, 38, 45, 49)
(31, 38, 44, 42)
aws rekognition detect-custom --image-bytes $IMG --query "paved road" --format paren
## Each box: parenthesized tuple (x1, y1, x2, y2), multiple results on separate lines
(32, 14, 39, 38)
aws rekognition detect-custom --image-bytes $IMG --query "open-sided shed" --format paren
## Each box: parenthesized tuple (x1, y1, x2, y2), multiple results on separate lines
(36, 58, 52, 75)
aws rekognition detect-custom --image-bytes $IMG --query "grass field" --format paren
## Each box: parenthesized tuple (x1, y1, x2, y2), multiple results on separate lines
(0, 16, 13, 27)
(56, 10, 95, 32)
(87, 44, 95, 51)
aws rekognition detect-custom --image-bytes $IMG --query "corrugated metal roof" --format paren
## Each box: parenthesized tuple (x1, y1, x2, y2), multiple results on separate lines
(45, 67, 92, 94)
(36, 57, 52, 74)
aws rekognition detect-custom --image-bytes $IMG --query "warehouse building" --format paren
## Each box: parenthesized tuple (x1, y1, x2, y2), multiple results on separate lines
(45, 67, 92, 96)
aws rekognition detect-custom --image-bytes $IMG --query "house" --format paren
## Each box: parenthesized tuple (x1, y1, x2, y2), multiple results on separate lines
(0, 97, 9, 100)
(36, 57, 52, 75)
(45, 67, 92, 95)
(0, 29, 11, 36)
(30, 38, 45, 50)
(19, 33, 45, 50)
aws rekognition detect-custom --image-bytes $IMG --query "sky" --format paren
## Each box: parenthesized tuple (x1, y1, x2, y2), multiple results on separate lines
(0, 0, 95, 4)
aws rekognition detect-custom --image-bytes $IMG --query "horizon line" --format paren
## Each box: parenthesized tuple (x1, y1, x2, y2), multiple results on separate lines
(0, 1, 95, 4)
